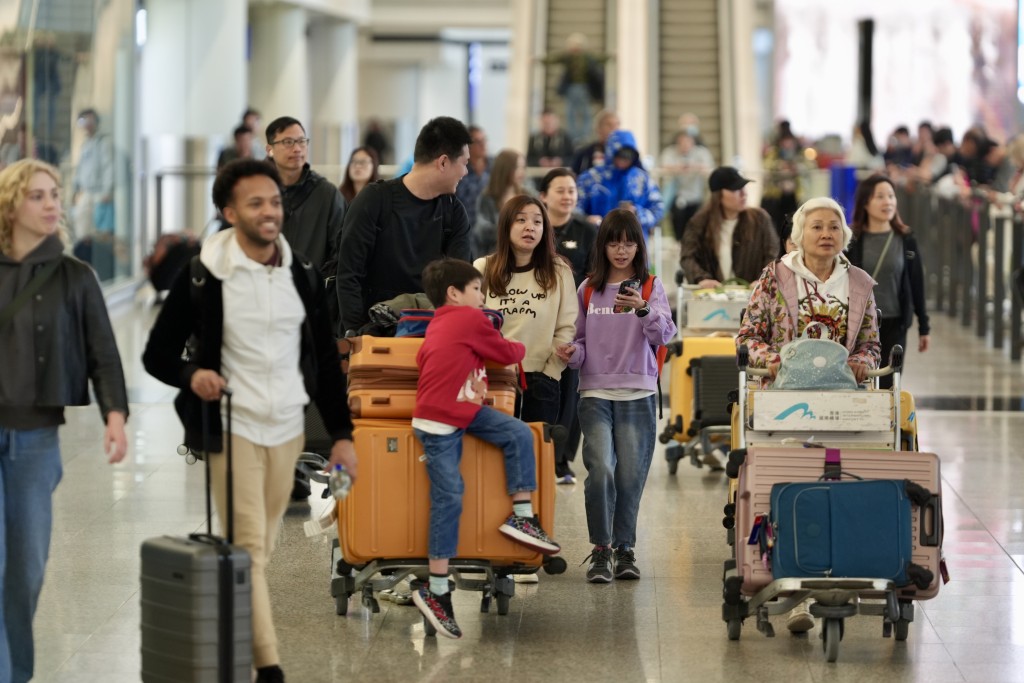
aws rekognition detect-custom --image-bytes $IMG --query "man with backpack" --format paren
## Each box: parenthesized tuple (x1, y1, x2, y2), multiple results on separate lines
(336, 116, 473, 336)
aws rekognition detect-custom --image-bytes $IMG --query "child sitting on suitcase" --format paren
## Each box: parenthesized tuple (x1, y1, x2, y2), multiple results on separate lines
(412, 258, 561, 639)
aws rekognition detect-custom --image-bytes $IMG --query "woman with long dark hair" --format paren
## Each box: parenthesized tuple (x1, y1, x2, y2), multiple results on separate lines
(474, 195, 578, 425)
(338, 146, 380, 203)
(847, 174, 930, 387)
(473, 149, 528, 258)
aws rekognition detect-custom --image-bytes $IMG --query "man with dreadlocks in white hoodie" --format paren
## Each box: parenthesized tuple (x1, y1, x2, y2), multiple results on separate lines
(734, 195, 881, 633)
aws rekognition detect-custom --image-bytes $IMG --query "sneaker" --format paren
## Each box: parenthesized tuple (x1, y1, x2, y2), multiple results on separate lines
(555, 462, 576, 485)
(613, 545, 641, 580)
(255, 665, 285, 683)
(583, 546, 614, 583)
(412, 587, 463, 639)
(786, 600, 814, 634)
(498, 515, 561, 555)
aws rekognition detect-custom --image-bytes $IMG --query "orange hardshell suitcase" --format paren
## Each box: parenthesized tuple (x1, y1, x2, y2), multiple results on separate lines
(346, 335, 518, 418)
(733, 446, 943, 600)
(665, 334, 736, 442)
(339, 419, 555, 566)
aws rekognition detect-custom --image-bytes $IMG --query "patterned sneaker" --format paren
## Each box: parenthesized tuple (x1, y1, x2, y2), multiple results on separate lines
(498, 515, 561, 555)
(613, 545, 641, 580)
(583, 546, 614, 583)
(412, 588, 462, 639)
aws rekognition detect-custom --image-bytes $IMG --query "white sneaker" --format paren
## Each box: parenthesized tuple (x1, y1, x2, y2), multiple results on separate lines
(786, 600, 814, 633)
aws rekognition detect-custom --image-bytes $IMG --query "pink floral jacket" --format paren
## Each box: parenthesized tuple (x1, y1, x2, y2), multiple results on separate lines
(736, 259, 881, 369)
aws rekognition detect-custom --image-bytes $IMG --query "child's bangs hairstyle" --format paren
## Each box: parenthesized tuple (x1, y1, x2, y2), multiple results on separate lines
(422, 258, 483, 308)
(587, 208, 649, 292)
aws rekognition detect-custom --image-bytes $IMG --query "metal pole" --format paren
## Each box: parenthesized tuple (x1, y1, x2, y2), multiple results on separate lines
(1012, 215, 1023, 361)
(994, 210, 1006, 349)
(155, 172, 164, 239)
(976, 200, 989, 339)
(960, 202, 972, 328)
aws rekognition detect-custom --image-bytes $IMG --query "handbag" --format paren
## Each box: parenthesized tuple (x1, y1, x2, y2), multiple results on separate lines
(394, 308, 504, 338)
(773, 321, 858, 390)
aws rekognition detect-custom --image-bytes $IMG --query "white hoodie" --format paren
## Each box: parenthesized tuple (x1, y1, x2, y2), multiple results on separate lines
(201, 229, 308, 447)
(781, 250, 852, 340)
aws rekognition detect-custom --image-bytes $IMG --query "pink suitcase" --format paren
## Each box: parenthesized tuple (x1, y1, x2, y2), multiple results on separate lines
(733, 446, 943, 600)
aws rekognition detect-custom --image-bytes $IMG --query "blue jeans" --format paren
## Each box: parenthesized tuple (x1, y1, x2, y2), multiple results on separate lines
(0, 427, 62, 683)
(578, 396, 656, 548)
(414, 407, 536, 559)
(563, 83, 592, 145)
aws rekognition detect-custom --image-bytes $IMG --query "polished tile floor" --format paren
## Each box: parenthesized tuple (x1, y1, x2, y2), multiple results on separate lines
(30, 287, 1024, 683)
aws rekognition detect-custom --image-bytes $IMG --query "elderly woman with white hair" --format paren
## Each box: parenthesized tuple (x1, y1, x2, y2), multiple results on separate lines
(737, 196, 881, 386)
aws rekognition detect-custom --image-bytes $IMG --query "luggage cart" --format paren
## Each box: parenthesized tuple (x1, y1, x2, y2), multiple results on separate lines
(720, 345, 944, 662)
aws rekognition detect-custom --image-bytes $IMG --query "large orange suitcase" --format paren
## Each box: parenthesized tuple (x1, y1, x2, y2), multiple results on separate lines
(346, 335, 518, 418)
(339, 419, 555, 566)
(733, 446, 943, 600)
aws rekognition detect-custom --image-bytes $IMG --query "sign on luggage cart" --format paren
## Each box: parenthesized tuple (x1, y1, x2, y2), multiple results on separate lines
(752, 391, 892, 432)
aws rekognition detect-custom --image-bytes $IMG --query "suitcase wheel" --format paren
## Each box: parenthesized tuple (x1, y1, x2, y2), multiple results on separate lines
(335, 593, 350, 616)
(726, 618, 741, 641)
(543, 555, 567, 575)
(821, 618, 844, 662)
(496, 593, 511, 616)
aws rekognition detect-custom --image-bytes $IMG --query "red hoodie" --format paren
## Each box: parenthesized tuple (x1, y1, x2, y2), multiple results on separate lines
(414, 305, 525, 428)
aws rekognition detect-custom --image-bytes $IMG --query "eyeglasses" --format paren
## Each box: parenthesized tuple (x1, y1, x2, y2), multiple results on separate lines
(270, 137, 309, 149)
(608, 242, 638, 252)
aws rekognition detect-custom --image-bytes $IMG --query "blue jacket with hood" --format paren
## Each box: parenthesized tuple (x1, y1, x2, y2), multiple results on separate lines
(577, 130, 665, 239)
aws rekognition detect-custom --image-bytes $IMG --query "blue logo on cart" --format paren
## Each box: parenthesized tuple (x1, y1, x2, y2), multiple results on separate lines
(702, 308, 730, 322)
(774, 403, 816, 421)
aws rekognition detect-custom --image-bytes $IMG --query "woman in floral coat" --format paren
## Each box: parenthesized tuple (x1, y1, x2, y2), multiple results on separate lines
(737, 196, 880, 384)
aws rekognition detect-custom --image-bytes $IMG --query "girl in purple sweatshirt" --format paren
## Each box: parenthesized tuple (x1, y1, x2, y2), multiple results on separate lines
(556, 209, 677, 583)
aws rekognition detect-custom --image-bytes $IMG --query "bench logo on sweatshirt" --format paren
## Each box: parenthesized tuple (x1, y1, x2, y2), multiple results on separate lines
(496, 287, 546, 319)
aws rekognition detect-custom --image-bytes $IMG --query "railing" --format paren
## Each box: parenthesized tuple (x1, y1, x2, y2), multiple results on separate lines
(896, 182, 1024, 360)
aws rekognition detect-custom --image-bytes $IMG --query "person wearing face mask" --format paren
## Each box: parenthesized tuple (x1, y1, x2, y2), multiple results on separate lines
(474, 196, 578, 427)
(540, 168, 597, 484)
(679, 166, 778, 288)
(846, 174, 930, 388)
(577, 130, 664, 243)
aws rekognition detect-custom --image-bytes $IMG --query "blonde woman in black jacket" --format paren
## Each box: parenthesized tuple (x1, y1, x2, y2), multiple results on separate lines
(0, 158, 128, 683)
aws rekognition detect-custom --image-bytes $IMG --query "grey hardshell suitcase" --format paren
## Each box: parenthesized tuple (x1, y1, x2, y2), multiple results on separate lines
(141, 389, 252, 682)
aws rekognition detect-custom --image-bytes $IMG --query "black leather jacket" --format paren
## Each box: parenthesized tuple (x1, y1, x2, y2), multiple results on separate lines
(0, 239, 128, 420)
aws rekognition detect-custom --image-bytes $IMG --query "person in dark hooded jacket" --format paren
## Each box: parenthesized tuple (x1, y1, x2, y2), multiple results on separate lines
(576, 130, 664, 242)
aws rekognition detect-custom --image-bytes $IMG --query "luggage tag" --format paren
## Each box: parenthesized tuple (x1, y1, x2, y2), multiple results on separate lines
(760, 521, 774, 569)
(747, 514, 764, 546)
(940, 556, 951, 584)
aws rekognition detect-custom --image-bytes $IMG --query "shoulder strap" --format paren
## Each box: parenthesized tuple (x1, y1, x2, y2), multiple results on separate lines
(870, 231, 896, 281)
(583, 284, 594, 310)
(189, 256, 209, 310)
(641, 275, 656, 301)
(0, 258, 62, 330)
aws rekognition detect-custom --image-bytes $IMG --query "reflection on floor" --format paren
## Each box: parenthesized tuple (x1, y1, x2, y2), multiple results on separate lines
(29, 295, 1024, 683)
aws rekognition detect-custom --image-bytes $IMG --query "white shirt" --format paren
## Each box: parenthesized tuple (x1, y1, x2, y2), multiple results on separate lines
(717, 218, 738, 281)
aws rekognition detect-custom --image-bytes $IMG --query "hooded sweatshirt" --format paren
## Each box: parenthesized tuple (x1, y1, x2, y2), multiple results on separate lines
(200, 229, 308, 446)
(781, 250, 852, 343)
(576, 130, 665, 238)
(567, 275, 677, 392)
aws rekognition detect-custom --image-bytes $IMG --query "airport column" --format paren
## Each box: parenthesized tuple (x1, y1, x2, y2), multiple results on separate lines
(139, 0, 247, 245)
(248, 3, 311, 130)
(615, 0, 655, 156)
(309, 20, 359, 167)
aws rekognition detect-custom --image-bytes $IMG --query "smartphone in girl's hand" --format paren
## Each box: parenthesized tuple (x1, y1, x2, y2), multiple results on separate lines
(615, 278, 641, 313)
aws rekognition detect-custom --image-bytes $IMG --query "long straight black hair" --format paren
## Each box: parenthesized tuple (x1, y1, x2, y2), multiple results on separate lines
(586, 209, 649, 293)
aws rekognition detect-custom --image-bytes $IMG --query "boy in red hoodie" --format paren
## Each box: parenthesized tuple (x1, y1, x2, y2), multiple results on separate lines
(411, 258, 560, 639)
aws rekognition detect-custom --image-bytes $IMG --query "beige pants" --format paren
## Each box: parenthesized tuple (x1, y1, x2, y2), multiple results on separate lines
(209, 432, 304, 668)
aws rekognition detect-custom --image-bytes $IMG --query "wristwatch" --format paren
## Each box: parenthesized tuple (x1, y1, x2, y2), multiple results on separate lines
(635, 301, 651, 318)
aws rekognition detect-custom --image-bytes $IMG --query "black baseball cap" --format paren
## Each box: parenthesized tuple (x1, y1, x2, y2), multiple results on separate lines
(708, 166, 753, 192)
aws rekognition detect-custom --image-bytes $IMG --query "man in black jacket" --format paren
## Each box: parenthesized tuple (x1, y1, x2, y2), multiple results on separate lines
(336, 116, 473, 336)
(142, 159, 355, 683)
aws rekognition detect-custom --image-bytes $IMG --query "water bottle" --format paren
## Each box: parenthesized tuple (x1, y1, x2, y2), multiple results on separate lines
(328, 464, 352, 501)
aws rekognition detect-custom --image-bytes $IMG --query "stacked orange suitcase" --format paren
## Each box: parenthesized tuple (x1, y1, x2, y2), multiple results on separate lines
(346, 336, 517, 418)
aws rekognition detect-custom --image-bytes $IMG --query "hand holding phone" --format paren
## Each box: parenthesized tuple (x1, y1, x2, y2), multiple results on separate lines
(614, 278, 642, 313)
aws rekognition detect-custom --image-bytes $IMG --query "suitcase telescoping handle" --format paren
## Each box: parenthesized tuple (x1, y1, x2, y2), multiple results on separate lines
(196, 387, 235, 544)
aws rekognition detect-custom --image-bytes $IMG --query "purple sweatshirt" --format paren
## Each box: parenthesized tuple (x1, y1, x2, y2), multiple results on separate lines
(567, 276, 677, 391)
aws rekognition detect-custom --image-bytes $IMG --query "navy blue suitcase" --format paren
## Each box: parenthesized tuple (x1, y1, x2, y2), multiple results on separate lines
(769, 479, 931, 587)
